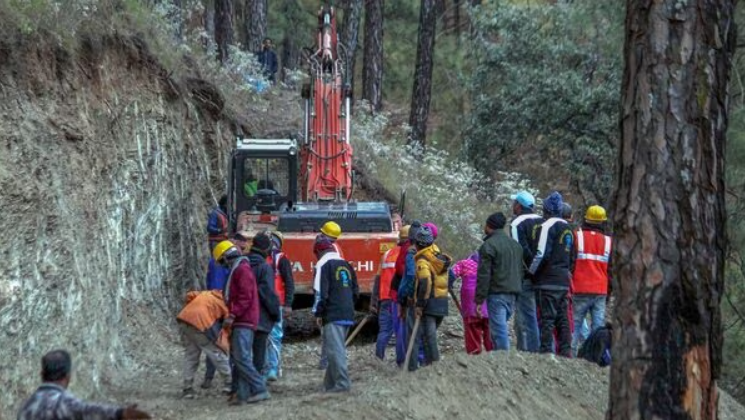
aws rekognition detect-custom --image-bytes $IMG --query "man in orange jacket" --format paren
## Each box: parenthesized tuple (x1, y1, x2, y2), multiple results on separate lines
(570, 205, 612, 356)
(177, 290, 232, 399)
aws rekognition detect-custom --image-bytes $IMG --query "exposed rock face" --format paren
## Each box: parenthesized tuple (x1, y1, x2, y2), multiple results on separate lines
(0, 33, 235, 411)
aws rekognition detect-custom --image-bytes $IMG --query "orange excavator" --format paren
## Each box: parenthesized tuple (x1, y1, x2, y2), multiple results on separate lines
(226, 4, 401, 307)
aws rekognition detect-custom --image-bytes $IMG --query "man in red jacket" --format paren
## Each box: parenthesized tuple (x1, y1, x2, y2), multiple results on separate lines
(214, 240, 270, 405)
(570, 205, 612, 356)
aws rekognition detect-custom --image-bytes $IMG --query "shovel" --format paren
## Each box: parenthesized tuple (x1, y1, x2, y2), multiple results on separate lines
(345, 315, 373, 347)
(403, 316, 421, 372)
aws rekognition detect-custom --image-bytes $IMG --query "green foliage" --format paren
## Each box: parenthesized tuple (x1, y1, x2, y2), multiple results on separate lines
(466, 0, 622, 201)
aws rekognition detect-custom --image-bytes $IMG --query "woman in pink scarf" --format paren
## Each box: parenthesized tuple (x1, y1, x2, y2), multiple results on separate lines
(451, 253, 493, 354)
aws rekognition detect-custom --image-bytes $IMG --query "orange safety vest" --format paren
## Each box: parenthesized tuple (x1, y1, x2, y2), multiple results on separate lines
(379, 247, 400, 300)
(572, 228, 612, 295)
(267, 252, 288, 306)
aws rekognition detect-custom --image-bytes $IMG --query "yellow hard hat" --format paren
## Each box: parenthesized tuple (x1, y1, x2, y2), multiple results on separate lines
(585, 205, 607, 223)
(213, 240, 238, 262)
(399, 225, 411, 241)
(320, 221, 341, 239)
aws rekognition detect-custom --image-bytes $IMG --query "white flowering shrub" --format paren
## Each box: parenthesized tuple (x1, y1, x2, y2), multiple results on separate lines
(353, 106, 537, 259)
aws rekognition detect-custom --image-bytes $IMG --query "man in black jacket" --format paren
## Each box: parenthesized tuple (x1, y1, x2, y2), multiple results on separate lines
(247, 232, 281, 377)
(312, 235, 359, 392)
(528, 191, 574, 357)
(257, 38, 278, 83)
(508, 191, 542, 353)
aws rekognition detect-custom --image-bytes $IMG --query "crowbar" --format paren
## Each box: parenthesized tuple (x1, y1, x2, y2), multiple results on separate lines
(345, 315, 373, 346)
(403, 316, 421, 372)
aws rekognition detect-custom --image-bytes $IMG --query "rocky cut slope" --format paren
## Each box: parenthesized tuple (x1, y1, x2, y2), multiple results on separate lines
(0, 31, 243, 412)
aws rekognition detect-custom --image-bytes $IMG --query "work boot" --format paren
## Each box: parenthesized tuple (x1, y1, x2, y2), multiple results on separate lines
(265, 369, 278, 382)
(247, 391, 271, 404)
(200, 379, 213, 389)
(181, 388, 196, 400)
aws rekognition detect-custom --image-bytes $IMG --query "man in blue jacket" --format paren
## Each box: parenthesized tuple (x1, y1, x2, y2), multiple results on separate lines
(528, 191, 574, 357)
(257, 38, 278, 83)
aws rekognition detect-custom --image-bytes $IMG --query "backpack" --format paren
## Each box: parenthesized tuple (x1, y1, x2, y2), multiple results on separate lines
(207, 208, 228, 236)
(578, 324, 612, 367)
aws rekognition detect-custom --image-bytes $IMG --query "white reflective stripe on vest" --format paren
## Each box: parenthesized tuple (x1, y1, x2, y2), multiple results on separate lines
(510, 213, 542, 241)
(381, 262, 396, 269)
(576, 229, 611, 262)
(536, 217, 565, 256)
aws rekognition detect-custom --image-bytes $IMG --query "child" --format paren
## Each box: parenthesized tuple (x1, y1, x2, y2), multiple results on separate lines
(451, 253, 493, 354)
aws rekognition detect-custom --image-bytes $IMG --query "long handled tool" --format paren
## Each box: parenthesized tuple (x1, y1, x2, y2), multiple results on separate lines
(345, 315, 373, 346)
(403, 316, 421, 372)
(449, 290, 462, 315)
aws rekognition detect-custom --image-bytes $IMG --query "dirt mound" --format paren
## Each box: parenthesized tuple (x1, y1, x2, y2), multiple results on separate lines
(105, 314, 745, 420)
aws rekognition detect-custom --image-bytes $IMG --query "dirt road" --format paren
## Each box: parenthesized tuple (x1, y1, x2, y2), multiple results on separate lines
(110, 312, 745, 420)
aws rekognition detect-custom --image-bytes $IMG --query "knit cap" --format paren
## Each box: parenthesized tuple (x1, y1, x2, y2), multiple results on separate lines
(414, 225, 434, 247)
(543, 191, 564, 216)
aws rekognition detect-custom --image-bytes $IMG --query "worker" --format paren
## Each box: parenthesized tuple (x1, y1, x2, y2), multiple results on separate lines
(391, 221, 419, 367)
(177, 290, 232, 399)
(257, 37, 278, 83)
(451, 252, 493, 354)
(214, 240, 270, 405)
(408, 225, 451, 371)
(202, 243, 231, 390)
(319, 221, 344, 256)
(571, 205, 612, 355)
(264, 230, 295, 381)
(371, 225, 409, 361)
(17, 350, 151, 420)
(528, 191, 574, 357)
(312, 235, 359, 392)
(474, 212, 523, 351)
(207, 195, 229, 251)
(245, 232, 281, 379)
(508, 190, 542, 353)
(244, 171, 258, 198)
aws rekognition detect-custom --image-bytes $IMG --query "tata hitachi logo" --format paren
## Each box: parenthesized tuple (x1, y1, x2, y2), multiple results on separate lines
(291, 260, 376, 273)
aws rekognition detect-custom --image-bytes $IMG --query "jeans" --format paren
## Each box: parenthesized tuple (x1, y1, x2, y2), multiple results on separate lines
(253, 331, 269, 375)
(407, 310, 442, 372)
(572, 294, 606, 355)
(180, 323, 230, 389)
(375, 300, 396, 360)
(265, 308, 284, 375)
(230, 327, 266, 401)
(514, 279, 540, 352)
(323, 323, 351, 392)
(487, 293, 516, 351)
(394, 304, 408, 366)
(536, 289, 572, 357)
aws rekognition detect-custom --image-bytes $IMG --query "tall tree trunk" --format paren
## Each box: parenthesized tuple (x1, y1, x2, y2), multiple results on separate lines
(608, 1, 735, 419)
(279, 0, 300, 81)
(233, 0, 245, 51)
(342, 0, 363, 97)
(214, 0, 233, 64)
(362, 0, 384, 112)
(245, 0, 268, 53)
(407, 0, 437, 147)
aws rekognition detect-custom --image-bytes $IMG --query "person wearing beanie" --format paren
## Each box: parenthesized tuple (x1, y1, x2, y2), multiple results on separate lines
(389, 220, 421, 366)
(474, 212, 523, 351)
(423, 222, 439, 240)
(371, 225, 409, 362)
(508, 190, 542, 353)
(407, 225, 452, 371)
(528, 191, 573, 357)
(451, 252, 493, 355)
(246, 232, 281, 381)
(215, 240, 268, 405)
(264, 231, 295, 381)
(312, 232, 359, 392)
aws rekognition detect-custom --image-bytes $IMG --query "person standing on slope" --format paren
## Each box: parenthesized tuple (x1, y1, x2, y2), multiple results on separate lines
(371, 225, 409, 361)
(207, 195, 229, 251)
(245, 232, 281, 381)
(571, 205, 612, 355)
(408, 226, 451, 371)
(475, 212, 523, 351)
(264, 230, 295, 381)
(508, 191, 542, 353)
(451, 252, 493, 354)
(313, 235, 359, 392)
(528, 192, 574, 357)
(215, 240, 270, 405)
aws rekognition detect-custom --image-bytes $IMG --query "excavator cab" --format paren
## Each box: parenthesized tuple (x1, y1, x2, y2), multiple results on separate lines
(227, 138, 298, 230)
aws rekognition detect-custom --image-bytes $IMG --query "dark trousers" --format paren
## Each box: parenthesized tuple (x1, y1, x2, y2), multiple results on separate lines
(407, 308, 443, 371)
(536, 288, 572, 357)
(253, 331, 269, 375)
